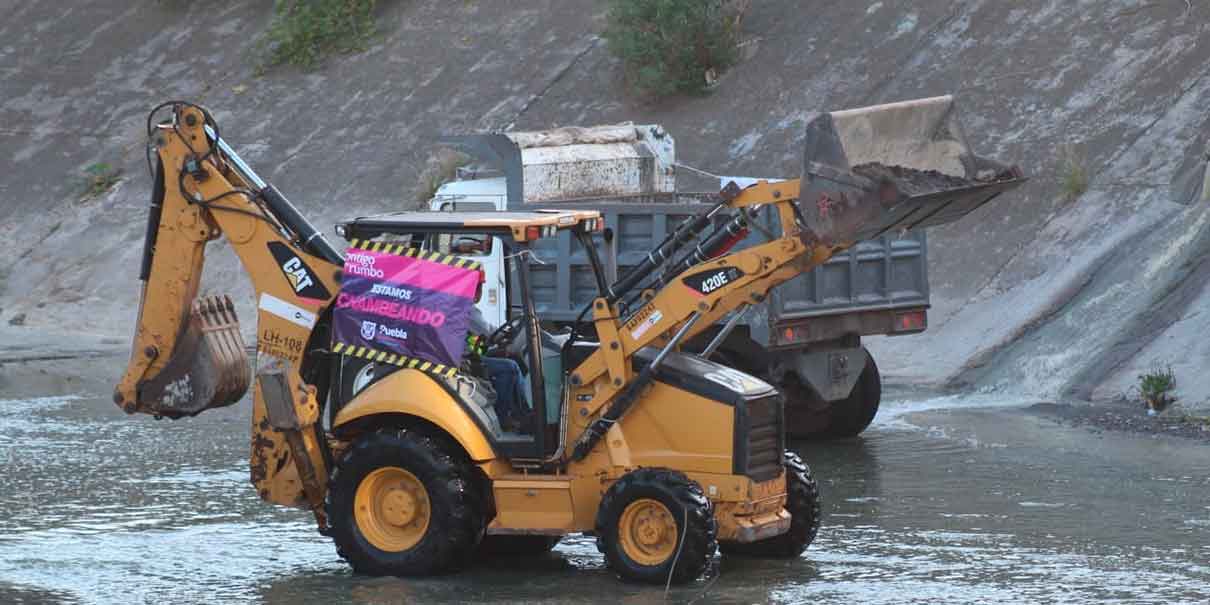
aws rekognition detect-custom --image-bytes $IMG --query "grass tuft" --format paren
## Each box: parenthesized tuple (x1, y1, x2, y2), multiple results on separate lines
(1138, 365, 1176, 414)
(602, 0, 746, 98)
(81, 163, 122, 200)
(258, 0, 378, 72)
(1059, 144, 1089, 201)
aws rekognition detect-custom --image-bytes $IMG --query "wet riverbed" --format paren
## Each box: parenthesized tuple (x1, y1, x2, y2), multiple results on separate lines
(1, 370, 1207, 604)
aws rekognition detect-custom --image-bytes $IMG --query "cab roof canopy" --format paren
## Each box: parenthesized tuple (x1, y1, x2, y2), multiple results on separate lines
(338, 209, 603, 242)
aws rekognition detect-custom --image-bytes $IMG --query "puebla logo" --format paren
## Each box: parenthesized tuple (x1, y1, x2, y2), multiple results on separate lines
(360, 320, 378, 340)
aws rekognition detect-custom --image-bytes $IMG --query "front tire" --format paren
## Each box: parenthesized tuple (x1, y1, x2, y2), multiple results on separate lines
(720, 451, 820, 557)
(325, 428, 485, 576)
(596, 469, 717, 584)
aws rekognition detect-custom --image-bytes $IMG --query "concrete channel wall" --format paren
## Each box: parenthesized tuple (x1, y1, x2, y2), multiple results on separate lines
(3, 0, 1210, 410)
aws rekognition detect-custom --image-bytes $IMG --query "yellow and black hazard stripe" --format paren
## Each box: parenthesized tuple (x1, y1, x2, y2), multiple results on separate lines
(332, 341, 458, 379)
(347, 239, 481, 272)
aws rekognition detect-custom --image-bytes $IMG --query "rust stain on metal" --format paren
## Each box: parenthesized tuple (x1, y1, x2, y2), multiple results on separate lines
(250, 432, 275, 484)
(816, 193, 835, 219)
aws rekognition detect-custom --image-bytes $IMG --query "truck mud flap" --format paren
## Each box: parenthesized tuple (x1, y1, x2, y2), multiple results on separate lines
(135, 295, 250, 418)
(798, 95, 1027, 244)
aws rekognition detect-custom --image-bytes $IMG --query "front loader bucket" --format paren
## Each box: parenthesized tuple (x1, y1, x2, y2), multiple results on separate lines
(798, 95, 1026, 244)
(136, 296, 250, 418)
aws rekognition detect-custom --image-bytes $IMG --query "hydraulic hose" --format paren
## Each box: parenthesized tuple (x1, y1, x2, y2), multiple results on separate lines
(605, 201, 728, 304)
(654, 209, 752, 289)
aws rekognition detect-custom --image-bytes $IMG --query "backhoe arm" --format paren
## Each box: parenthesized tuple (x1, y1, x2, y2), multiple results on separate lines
(114, 103, 343, 417)
(113, 141, 245, 419)
(113, 102, 344, 516)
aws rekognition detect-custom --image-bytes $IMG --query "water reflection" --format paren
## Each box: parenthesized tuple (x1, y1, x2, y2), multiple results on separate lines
(1, 389, 1208, 604)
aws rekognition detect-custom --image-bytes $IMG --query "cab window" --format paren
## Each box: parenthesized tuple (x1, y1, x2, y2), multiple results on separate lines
(430, 233, 494, 257)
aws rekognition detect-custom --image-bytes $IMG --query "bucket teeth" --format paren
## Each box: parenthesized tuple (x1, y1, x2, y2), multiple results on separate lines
(135, 294, 250, 418)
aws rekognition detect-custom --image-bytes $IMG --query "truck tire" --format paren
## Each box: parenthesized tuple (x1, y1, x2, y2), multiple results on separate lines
(826, 352, 881, 438)
(326, 428, 485, 576)
(478, 535, 561, 556)
(596, 468, 717, 584)
(719, 451, 820, 557)
(786, 350, 881, 439)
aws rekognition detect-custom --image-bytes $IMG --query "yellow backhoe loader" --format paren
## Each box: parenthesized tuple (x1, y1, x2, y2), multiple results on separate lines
(113, 98, 1023, 583)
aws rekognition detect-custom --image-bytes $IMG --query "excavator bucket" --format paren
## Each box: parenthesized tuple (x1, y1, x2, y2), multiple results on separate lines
(797, 95, 1026, 244)
(135, 296, 251, 418)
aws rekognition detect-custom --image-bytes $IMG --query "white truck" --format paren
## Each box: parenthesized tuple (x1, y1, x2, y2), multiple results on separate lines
(431, 125, 930, 438)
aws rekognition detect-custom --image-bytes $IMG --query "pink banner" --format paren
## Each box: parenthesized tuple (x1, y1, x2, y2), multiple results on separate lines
(333, 244, 481, 373)
(343, 248, 480, 299)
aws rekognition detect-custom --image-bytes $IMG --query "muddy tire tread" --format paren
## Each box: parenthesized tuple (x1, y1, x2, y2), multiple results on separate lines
(325, 428, 485, 576)
(595, 468, 717, 584)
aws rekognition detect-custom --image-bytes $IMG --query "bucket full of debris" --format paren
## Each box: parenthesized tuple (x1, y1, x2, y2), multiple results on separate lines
(798, 95, 1026, 244)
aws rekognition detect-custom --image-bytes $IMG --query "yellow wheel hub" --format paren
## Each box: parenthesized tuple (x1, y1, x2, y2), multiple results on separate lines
(354, 466, 431, 552)
(618, 498, 679, 566)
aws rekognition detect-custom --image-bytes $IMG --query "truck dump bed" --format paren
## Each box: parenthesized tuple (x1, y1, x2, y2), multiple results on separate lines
(768, 232, 927, 319)
(520, 197, 928, 338)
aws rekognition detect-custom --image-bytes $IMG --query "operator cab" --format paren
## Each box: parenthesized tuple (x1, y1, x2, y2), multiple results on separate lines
(331, 209, 605, 460)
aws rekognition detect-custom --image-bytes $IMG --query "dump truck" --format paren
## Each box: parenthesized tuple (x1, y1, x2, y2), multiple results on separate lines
(113, 97, 1022, 583)
(434, 127, 931, 439)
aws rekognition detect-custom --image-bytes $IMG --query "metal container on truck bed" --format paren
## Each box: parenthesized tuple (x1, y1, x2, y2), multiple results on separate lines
(436, 123, 934, 438)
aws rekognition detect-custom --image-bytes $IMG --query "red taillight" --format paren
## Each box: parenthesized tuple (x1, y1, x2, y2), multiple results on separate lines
(525, 225, 541, 240)
(779, 324, 808, 345)
(894, 310, 927, 332)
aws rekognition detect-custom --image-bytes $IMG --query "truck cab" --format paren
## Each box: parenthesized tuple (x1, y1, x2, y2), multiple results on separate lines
(428, 177, 510, 328)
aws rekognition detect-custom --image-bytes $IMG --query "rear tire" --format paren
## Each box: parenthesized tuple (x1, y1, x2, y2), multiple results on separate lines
(596, 468, 717, 584)
(478, 535, 561, 556)
(720, 451, 820, 557)
(325, 428, 485, 576)
(825, 351, 881, 438)
(786, 350, 881, 439)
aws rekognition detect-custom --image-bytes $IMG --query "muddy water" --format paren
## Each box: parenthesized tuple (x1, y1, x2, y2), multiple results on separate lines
(1, 381, 1207, 604)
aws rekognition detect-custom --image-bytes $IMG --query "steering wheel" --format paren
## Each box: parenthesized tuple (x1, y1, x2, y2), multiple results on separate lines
(486, 315, 526, 354)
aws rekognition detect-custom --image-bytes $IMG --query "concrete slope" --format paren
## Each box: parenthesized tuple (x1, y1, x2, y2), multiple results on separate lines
(488, 0, 1210, 410)
(0, 0, 600, 330)
(2, 0, 1209, 409)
